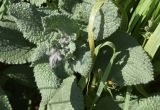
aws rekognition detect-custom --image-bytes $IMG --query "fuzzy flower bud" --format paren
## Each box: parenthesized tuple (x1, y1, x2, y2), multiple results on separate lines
(49, 48, 63, 68)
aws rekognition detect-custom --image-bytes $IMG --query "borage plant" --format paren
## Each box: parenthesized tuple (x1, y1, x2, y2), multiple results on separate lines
(0, 0, 160, 110)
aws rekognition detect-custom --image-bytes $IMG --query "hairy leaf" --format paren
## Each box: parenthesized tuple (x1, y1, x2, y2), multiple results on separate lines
(31, 42, 51, 63)
(72, 0, 96, 23)
(53, 60, 74, 78)
(72, 44, 93, 77)
(2, 65, 35, 87)
(33, 62, 61, 108)
(58, 0, 81, 12)
(0, 24, 34, 64)
(0, 16, 18, 30)
(117, 95, 139, 110)
(42, 14, 79, 38)
(132, 96, 160, 110)
(73, 51, 92, 77)
(8, 3, 53, 44)
(30, 0, 47, 6)
(47, 76, 84, 110)
(108, 31, 154, 86)
(53, 42, 92, 78)
(72, 0, 121, 40)
(0, 87, 12, 110)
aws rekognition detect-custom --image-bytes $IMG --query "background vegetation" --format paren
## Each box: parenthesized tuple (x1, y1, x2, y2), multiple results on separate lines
(0, 0, 159, 110)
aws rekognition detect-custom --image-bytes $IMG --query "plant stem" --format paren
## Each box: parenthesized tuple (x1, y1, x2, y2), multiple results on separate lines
(87, 0, 105, 96)
(123, 86, 132, 110)
(88, 0, 105, 58)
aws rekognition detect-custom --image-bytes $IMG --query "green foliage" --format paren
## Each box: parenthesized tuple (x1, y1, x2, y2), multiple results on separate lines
(29, 0, 47, 6)
(8, 3, 51, 44)
(0, 0, 9, 19)
(109, 32, 154, 86)
(153, 61, 160, 73)
(58, 0, 80, 12)
(42, 14, 79, 57)
(0, 15, 18, 29)
(31, 42, 51, 63)
(0, 20, 35, 64)
(128, 0, 159, 34)
(33, 62, 61, 108)
(0, 87, 12, 110)
(133, 96, 160, 110)
(2, 65, 35, 87)
(46, 76, 84, 110)
(72, 50, 92, 77)
(93, 96, 121, 110)
(144, 24, 160, 58)
(72, 0, 121, 40)
(0, 0, 159, 110)
(42, 14, 79, 37)
(53, 42, 92, 78)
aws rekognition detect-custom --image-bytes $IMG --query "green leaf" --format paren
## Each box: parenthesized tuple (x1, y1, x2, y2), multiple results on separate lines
(0, 0, 9, 19)
(8, 3, 53, 44)
(0, 24, 35, 64)
(72, 0, 121, 40)
(132, 96, 160, 110)
(71, 42, 93, 77)
(42, 14, 79, 37)
(0, 15, 18, 30)
(46, 76, 84, 110)
(53, 42, 92, 78)
(31, 42, 51, 63)
(93, 96, 121, 110)
(53, 60, 74, 79)
(108, 31, 154, 86)
(144, 23, 160, 58)
(31, 41, 77, 79)
(2, 65, 36, 87)
(58, 0, 80, 12)
(33, 62, 61, 107)
(0, 87, 12, 110)
(72, 0, 96, 23)
(41, 14, 81, 78)
(30, 0, 47, 6)
(123, 86, 133, 110)
(117, 95, 139, 110)
(127, 0, 158, 34)
(73, 50, 92, 77)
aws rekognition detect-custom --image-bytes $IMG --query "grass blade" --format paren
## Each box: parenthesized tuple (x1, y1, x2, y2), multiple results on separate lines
(90, 41, 116, 109)
(127, 0, 153, 34)
(88, 0, 105, 57)
(144, 23, 160, 58)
